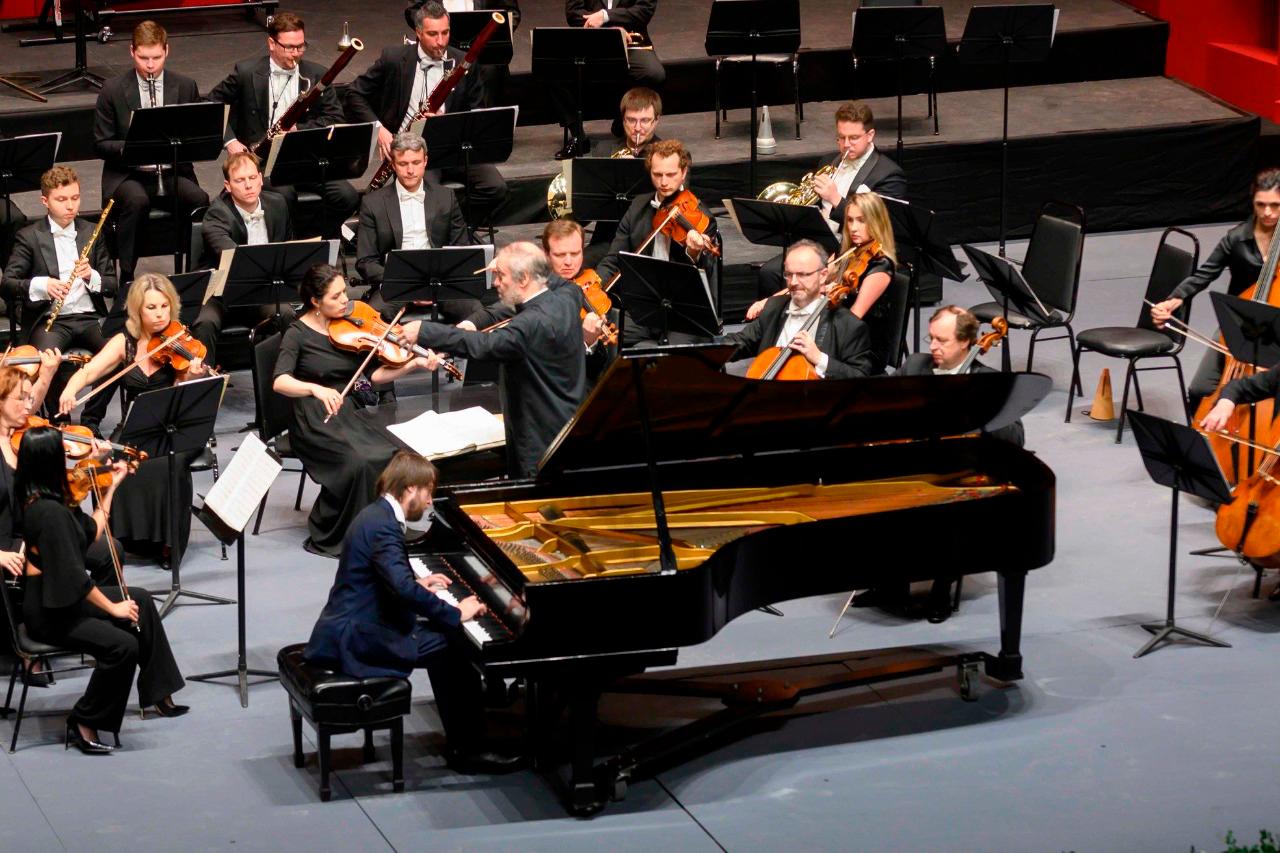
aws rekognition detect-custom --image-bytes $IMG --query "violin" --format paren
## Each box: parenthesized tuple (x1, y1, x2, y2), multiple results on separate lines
(651, 190, 721, 258)
(145, 321, 208, 372)
(10, 415, 147, 463)
(66, 458, 117, 505)
(327, 300, 463, 380)
(0, 345, 89, 378)
(838, 240, 885, 298)
(572, 269, 620, 346)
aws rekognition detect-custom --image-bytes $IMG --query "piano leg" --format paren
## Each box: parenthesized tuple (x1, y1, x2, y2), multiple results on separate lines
(990, 569, 1027, 682)
(565, 687, 606, 815)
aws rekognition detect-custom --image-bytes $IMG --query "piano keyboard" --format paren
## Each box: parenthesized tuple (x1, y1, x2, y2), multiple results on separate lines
(409, 554, 515, 647)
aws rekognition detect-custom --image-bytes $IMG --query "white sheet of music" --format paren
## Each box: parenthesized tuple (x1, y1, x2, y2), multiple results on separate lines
(202, 433, 283, 534)
(387, 405, 505, 460)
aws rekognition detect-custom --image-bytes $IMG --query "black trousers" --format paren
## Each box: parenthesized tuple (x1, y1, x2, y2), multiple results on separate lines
(547, 47, 666, 135)
(190, 297, 296, 367)
(268, 179, 360, 241)
(23, 584, 184, 734)
(30, 314, 113, 429)
(424, 165, 507, 225)
(108, 171, 210, 284)
(416, 626, 484, 750)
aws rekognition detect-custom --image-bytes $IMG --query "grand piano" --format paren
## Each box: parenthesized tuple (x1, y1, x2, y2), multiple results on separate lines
(412, 347, 1055, 814)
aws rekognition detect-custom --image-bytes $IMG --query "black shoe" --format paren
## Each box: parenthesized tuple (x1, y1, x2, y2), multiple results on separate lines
(302, 538, 338, 559)
(446, 747, 524, 774)
(926, 603, 953, 624)
(24, 660, 51, 688)
(554, 136, 591, 160)
(146, 698, 190, 718)
(852, 587, 907, 610)
(65, 718, 114, 755)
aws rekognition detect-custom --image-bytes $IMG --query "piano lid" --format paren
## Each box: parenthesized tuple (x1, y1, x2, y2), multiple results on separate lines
(537, 347, 1051, 479)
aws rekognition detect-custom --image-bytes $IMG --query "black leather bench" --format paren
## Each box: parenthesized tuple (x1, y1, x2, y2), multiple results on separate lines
(277, 643, 411, 801)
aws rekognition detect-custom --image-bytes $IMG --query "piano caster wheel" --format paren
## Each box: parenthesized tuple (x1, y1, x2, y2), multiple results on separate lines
(611, 770, 630, 802)
(958, 661, 979, 702)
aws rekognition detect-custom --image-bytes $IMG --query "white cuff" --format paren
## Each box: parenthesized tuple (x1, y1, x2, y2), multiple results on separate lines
(29, 276, 50, 301)
(815, 352, 829, 378)
(85, 270, 102, 292)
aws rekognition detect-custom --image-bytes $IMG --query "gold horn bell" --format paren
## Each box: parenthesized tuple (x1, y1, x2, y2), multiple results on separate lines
(757, 162, 839, 206)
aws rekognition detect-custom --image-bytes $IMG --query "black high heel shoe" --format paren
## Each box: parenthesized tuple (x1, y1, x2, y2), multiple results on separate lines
(65, 718, 114, 755)
(145, 697, 189, 718)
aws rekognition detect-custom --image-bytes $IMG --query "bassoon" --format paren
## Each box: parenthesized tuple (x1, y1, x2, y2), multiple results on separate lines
(250, 37, 365, 159)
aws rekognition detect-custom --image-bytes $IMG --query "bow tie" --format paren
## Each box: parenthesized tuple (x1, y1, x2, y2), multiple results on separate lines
(399, 188, 425, 204)
(422, 59, 444, 71)
(786, 302, 818, 317)
(245, 210, 265, 223)
(51, 225, 75, 238)
(272, 69, 295, 79)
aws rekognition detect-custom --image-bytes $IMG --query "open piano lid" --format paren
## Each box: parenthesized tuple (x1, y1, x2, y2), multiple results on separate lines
(536, 345, 1052, 479)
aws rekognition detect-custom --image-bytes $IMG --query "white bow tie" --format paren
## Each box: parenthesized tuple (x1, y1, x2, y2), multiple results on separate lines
(399, 189, 425, 204)
(786, 303, 818, 317)
(246, 210, 265, 223)
(51, 224, 75, 238)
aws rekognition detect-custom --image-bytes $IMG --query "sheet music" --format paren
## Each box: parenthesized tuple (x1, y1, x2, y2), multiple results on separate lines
(201, 433, 283, 534)
(387, 406, 505, 460)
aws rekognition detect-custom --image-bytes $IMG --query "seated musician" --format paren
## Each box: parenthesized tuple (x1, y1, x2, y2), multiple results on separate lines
(723, 239, 873, 379)
(405, 1, 522, 107)
(413, 242, 587, 478)
(93, 21, 210, 287)
(552, 0, 666, 159)
(207, 11, 359, 241)
(190, 151, 296, 364)
(1151, 167, 1280, 416)
(756, 102, 906, 299)
(305, 451, 519, 772)
(356, 132, 477, 324)
(345, 1, 508, 225)
(596, 139, 718, 347)
(2, 166, 116, 436)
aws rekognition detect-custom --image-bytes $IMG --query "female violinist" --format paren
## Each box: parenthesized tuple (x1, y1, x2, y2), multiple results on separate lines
(1151, 168, 1280, 414)
(272, 264, 444, 557)
(17, 425, 187, 754)
(57, 274, 210, 559)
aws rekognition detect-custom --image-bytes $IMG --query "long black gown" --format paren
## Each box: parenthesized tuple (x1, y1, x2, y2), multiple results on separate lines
(273, 321, 399, 556)
(854, 255, 898, 376)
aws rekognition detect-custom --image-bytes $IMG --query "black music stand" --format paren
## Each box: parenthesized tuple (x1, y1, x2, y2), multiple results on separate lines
(421, 107, 516, 224)
(119, 375, 230, 618)
(36, 0, 101, 94)
(705, 0, 801, 195)
(121, 102, 227, 271)
(532, 28, 630, 145)
(961, 242, 1052, 372)
(220, 240, 335, 329)
(569, 157, 651, 222)
(725, 197, 841, 256)
(449, 10, 515, 64)
(103, 269, 210, 338)
(851, 5, 947, 161)
(614, 253, 721, 346)
(262, 122, 374, 189)
(0, 133, 57, 233)
(884, 196, 964, 351)
(1210, 292, 1280, 480)
(957, 4, 1057, 256)
(1127, 409, 1233, 659)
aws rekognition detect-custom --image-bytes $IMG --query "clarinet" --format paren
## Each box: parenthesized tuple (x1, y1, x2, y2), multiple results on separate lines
(366, 11, 506, 192)
(46, 200, 114, 332)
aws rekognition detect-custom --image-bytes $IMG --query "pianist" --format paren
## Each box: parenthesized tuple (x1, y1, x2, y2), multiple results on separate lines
(303, 451, 521, 774)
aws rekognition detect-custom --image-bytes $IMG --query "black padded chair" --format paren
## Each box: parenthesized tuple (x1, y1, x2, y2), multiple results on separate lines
(872, 270, 912, 373)
(1065, 227, 1201, 443)
(250, 330, 308, 534)
(108, 207, 185, 282)
(970, 201, 1086, 388)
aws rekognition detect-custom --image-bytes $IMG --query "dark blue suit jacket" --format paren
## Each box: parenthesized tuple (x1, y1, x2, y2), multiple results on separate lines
(304, 498, 461, 678)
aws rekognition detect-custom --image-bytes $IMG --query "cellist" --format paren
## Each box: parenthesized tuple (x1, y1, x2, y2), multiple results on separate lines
(1151, 168, 1280, 414)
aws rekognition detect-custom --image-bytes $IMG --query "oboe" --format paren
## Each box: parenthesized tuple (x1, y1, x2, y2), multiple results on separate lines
(46, 199, 114, 332)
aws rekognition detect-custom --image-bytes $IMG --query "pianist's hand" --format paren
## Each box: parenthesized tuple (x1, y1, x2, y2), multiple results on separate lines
(418, 573, 451, 592)
(1200, 398, 1236, 433)
(457, 594, 487, 622)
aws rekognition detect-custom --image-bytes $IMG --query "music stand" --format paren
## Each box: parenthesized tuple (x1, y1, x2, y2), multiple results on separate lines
(1127, 409, 1233, 658)
(122, 102, 228, 271)
(449, 10, 514, 65)
(262, 122, 374, 189)
(705, 0, 801, 196)
(851, 5, 947, 161)
(884, 196, 964, 350)
(725, 197, 841, 256)
(220, 240, 335, 329)
(0, 133, 58, 232)
(103, 269, 211, 338)
(957, 4, 1057, 256)
(119, 375, 230, 617)
(37, 0, 101, 94)
(1210, 292, 1280, 480)
(961, 242, 1052, 372)
(568, 157, 651, 223)
(614, 252, 721, 346)
(421, 107, 516, 224)
(531, 27, 629, 146)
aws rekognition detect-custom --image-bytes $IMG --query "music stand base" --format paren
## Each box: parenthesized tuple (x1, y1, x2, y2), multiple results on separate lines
(40, 66, 104, 94)
(189, 667, 278, 709)
(1188, 546, 1233, 557)
(159, 586, 234, 619)
(1133, 620, 1230, 659)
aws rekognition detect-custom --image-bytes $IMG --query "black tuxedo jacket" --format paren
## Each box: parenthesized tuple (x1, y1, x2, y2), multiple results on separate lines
(899, 353, 1025, 446)
(355, 181, 473, 287)
(200, 190, 294, 269)
(93, 69, 203, 201)
(567, 0, 655, 43)
(726, 295, 873, 379)
(207, 55, 346, 146)
(405, 0, 521, 30)
(596, 192, 719, 281)
(828, 148, 908, 227)
(2, 217, 117, 334)
(416, 288, 586, 477)
(345, 44, 485, 132)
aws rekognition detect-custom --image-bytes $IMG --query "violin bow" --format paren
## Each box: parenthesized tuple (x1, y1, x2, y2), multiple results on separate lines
(68, 328, 186, 411)
(87, 469, 138, 633)
(325, 306, 406, 424)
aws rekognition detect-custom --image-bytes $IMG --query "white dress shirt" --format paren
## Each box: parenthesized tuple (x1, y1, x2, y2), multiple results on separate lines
(268, 58, 300, 126)
(137, 70, 164, 108)
(822, 144, 875, 232)
(28, 217, 101, 314)
(443, 0, 475, 10)
(236, 201, 270, 245)
(383, 493, 407, 533)
(397, 182, 431, 250)
(775, 297, 828, 377)
(403, 45, 452, 129)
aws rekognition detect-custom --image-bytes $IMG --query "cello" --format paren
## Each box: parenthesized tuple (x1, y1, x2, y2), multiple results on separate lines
(745, 269, 857, 381)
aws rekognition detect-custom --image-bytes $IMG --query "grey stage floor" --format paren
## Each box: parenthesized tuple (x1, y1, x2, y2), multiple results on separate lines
(1, 220, 1278, 852)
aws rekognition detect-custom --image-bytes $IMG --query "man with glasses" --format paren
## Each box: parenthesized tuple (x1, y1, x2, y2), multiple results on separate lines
(582, 87, 663, 268)
(208, 11, 359, 241)
(723, 239, 872, 379)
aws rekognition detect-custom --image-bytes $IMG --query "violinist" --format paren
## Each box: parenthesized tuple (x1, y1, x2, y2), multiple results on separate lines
(272, 263, 445, 557)
(17, 425, 187, 755)
(1151, 168, 1280, 415)
(58, 275, 210, 560)
(723, 240, 873, 379)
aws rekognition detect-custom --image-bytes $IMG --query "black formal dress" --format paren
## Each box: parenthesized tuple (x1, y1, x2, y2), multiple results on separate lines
(273, 322, 400, 555)
(22, 498, 183, 735)
(345, 43, 507, 219)
(724, 295, 874, 378)
(416, 288, 586, 477)
(206, 54, 360, 239)
(93, 69, 210, 285)
(851, 255, 898, 376)
(756, 148, 908, 297)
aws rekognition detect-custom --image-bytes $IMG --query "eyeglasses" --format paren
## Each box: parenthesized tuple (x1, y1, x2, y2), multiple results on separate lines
(271, 38, 309, 53)
(623, 116, 656, 128)
(783, 269, 823, 280)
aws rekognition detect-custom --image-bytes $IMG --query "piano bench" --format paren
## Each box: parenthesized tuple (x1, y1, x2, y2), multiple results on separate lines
(276, 644, 411, 802)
